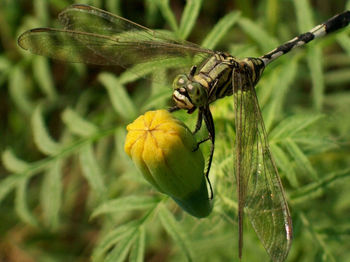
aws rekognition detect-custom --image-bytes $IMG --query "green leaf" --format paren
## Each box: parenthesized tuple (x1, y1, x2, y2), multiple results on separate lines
(9, 65, 34, 114)
(0, 55, 11, 71)
(34, 0, 49, 24)
(238, 17, 278, 52)
(105, 228, 139, 262)
(79, 144, 106, 198)
(294, 0, 314, 32)
(263, 56, 299, 130)
(98, 72, 137, 120)
(265, 0, 279, 32)
(337, 34, 350, 57)
(61, 108, 98, 137)
(92, 195, 161, 218)
(293, 0, 325, 111)
(299, 213, 336, 262)
(285, 138, 318, 179)
(145, 0, 158, 26)
(31, 104, 62, 155)
(33, 56, 56, 101)
(2, 149, 30, 173)
(129, 226, 146, 262)
(270, 144, 299, 188)
(15, 179, 39, 227)
(156, 0, 178, 32)
(325, 68, 350, 86)
(92, 220, 139, 261)
(291, 168, 350, 202)
(158, 204, 194, 262)
(113, 127, 130, 163)
(178, 0, 203, 39)
(270, 114, 323, 140)
(0, 176, 20, 205)
(106, 0, 121, 15)
(307, 47, 324, 111)
(41, 160, 63, 230)
(201, 11, 241, 50)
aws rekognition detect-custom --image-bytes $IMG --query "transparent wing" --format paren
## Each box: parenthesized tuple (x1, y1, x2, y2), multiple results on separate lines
(233, 69, 292, 262)
(18, 4, 213, 68)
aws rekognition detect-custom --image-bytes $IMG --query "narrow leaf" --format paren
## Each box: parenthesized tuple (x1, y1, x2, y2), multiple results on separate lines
(105, 228, 138, 262)
(79, 144, 106, 198)
(33, 56, 56, 101)
(291, 168, 350, 200)
(98, 72, 137, 120)
(264, 56, 299, 130)
(337, 34, 350, 57)
(129, 226, 146, 262)
(178, 0, 203, 39)
(2, 149, 30, 173)
(106, 0, 121, 15)
(201, 11, 240, 50)
(307, 47, 325, 111)
(92, 195, 161, 218)
(270, 114, 323, 140)
(9, 66, 34, 113)
(270, 144, 299, 188)
(41, 160, 63, 230)
(158, 204, 194, 262)
(285, 139, 318, 179)
(145, 0, 158, 26)
(92, 220, 139, 261)
(15, 179, 39, 227)
(294, 0, 314, 32)
(31, 104, 62, 155)
(293, 0, 324, 111)
(238, 17, 278, 52)
(325, 68, 350, 86)
(62, 108, 98, 137)
(0, 55, 11, 71)
(156, 0, 178, 32)
(265, 0, 279, 32)
(34, 0, 49, 24)
(0, 176, 20, 205)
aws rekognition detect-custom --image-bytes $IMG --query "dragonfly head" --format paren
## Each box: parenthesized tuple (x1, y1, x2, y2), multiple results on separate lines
(172, 67, 208, 113)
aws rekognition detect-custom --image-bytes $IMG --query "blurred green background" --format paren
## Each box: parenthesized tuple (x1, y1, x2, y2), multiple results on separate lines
(1, 0, 350, 261)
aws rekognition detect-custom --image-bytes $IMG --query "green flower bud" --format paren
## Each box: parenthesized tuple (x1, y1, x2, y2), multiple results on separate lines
(124, 110, 212, 218)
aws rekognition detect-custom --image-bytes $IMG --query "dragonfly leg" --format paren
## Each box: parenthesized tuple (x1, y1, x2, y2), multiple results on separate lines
(168, 105, 181, 113)
(203, 106, 215, 200)
(193, 109, 203, 134)
(192, 109, 208, 150)
(192, 137, 210, 151)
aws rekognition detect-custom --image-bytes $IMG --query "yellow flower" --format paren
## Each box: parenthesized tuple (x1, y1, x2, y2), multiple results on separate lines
(124, 110, 212, 218)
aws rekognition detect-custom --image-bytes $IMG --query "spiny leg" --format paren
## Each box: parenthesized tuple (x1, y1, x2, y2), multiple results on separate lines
(193, 109, 203, 134)
(202, 106, 215, 200)
(168, 105, 181, 113)
(192, 109, 209, 151)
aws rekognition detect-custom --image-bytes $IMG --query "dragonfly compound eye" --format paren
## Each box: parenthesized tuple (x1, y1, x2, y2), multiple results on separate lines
(172, 74, 188, 90)
(187, 82, 208, 107)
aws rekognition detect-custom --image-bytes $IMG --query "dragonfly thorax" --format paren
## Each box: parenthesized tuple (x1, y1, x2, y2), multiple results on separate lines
(172, 72, 208, 113)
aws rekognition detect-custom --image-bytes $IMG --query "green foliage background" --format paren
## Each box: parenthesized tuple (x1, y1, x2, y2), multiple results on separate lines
(1, 0, 350, 261)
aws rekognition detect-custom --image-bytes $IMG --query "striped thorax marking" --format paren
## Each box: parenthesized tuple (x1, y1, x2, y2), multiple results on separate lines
(172, 53, 265, 111)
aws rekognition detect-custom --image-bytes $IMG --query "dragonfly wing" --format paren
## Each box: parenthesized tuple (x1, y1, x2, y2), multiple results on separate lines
(18, 4, 213, 68)
(58, 4, 204, 50)
(233, 69, 292, 262)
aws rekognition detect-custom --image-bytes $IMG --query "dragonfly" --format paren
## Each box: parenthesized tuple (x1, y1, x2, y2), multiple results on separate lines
(18, 4, 350, 262)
